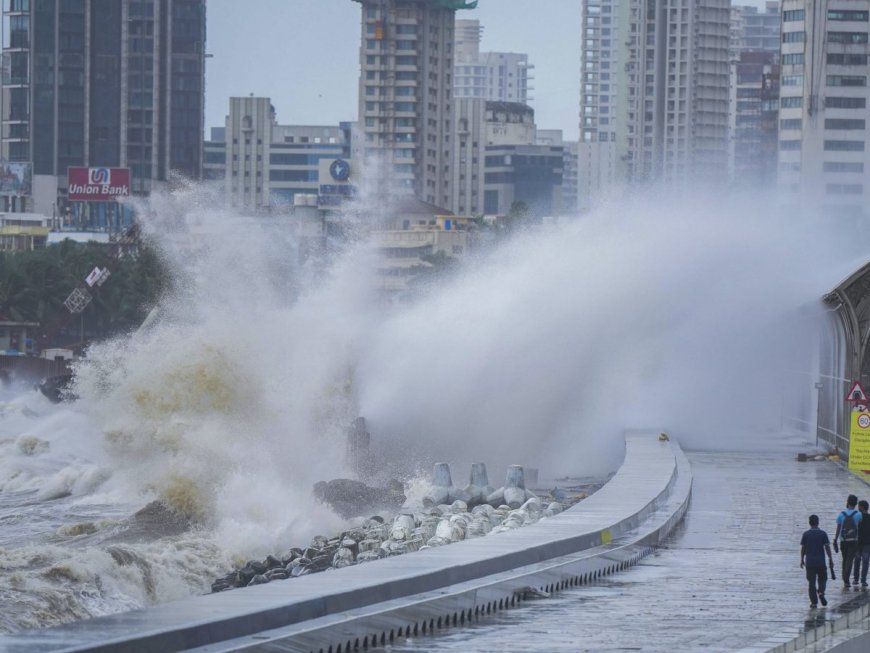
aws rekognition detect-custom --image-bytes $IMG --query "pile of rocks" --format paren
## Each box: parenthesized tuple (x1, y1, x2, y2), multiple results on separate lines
(211, 463, 587, 593)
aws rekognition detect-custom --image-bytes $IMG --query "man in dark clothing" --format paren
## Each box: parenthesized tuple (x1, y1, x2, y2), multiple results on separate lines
(853, 499, 870, 588)
(833, 494, 863, 588)
(801, 514, 834, 608)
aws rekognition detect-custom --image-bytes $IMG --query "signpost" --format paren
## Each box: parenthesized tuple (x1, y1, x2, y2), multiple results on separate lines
(846, 381, 870, 477)
(67, 167, 130, 201)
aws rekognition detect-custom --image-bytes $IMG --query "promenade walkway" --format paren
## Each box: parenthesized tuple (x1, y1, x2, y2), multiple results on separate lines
(388, 445, 870, 652)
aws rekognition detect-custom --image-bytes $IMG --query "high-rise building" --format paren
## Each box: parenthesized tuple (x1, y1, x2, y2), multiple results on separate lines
(577, 0, 730, 211)
(351, 0, 476, 210)
(727, 3, 780, 186)
(778, 1, 870, 219)
(729, 51, 780, 186)
(204, 96, 353, 212)
(451, 100, 562, 217)
(730, 2, 782, 55)
(454, 19, 533, 105)
(0, 0, 206, 224)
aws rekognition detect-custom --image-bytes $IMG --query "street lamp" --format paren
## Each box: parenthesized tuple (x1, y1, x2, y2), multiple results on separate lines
(814, 381, 824, 449)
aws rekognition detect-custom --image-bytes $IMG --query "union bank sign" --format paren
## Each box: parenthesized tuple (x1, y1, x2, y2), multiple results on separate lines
(67, 167, 131, 201)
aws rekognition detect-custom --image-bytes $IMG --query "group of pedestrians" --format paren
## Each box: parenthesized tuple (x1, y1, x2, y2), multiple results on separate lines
(800, 494, 870, 609)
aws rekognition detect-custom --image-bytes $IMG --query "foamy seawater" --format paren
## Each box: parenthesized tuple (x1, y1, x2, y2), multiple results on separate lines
(0, 185, 858, 634)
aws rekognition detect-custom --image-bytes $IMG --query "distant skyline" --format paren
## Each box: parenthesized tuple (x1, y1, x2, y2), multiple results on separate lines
(205, 0, 772, 141)
(205, 0, 582, 138)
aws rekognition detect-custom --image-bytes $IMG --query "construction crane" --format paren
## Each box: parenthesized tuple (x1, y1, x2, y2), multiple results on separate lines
(37, 222, 141, 351)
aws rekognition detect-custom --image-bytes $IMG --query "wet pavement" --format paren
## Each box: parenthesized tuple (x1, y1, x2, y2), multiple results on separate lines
(377, 449, 870, 653)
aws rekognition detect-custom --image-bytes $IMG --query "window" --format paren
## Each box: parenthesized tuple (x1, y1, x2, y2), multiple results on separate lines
(827, 10, 869, 22)
(780, 118, 802, 130)
(824, 140, 865, 151)
(827, 75, 866, 87)
(781, 96, 803, 108)
(827, 53, 868, 66)
(828, 32, 869, 44)
(824, 161, 864, 173)
(826, 183, 863, 195)
(825, 118, 865, 130)
(780, 139, 802, 151)
(782, 53, 805, 65)
(826, 96, 867, 109)
(783, 9, 805, 21)
(396, 56, 417, 66)
(782, 31, 805, 43)
(782, 75, 804, 87)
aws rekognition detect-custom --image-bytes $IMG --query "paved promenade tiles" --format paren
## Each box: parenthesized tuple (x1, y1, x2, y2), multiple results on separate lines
(387, 450, 870, 652)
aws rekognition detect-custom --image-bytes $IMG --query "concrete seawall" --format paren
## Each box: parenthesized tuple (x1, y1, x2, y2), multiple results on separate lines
(0, 433, 692, 653)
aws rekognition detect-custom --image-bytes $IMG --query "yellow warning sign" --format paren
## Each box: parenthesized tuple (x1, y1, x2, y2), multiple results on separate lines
(848, 411, 870, 476)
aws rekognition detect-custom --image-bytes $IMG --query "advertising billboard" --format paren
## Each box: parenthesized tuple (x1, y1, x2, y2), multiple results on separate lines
(67, 167, 131, 201)
(0, 162, 32, 196)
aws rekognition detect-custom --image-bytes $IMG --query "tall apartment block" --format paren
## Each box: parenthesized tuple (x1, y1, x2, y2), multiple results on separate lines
(730, 1, 782, 55)
(578, 0, 730, 211)
(351, 0, 475, 210)
(728, 3, 781, 186)
(0, 0, 206, 221)
(454, 19, 533, 104)
(778, 1, 870, 219)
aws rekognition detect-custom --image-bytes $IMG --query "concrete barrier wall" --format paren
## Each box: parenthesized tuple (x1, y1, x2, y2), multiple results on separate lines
(0, 433, 692, 653)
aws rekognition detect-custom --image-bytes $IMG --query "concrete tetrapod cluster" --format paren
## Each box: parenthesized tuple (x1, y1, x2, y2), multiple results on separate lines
(212, 463, 583, 593)
(424, 462, 538, 509)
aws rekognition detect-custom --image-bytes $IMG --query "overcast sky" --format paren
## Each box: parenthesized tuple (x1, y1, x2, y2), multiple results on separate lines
(205, 0, 770, 141)
(205, 0, 583, 139)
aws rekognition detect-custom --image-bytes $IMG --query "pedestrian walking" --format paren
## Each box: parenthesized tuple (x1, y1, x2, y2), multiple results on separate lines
(853, 499, 870, 588)
(801, 514, 834, 608)
(833, 494, 863, 588)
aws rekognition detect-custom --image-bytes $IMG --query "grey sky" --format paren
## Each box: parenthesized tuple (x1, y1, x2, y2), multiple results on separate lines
(205, 0, 582, 139)
(205, 1, 770, 141)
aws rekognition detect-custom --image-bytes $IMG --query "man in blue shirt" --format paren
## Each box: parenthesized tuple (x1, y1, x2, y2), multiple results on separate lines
(853, 500, 870, 587)
(801, 514, 834, 608)
(833, 494, 863, 588)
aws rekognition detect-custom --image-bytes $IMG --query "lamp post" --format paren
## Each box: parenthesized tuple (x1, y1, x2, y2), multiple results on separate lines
(814, 381, 824, 449)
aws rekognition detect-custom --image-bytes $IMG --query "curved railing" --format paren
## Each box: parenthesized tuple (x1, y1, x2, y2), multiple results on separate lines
(0, 432, 692, 653)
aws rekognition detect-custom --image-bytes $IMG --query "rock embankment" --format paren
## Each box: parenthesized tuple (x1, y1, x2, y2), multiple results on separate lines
(211, 462, 591, 594)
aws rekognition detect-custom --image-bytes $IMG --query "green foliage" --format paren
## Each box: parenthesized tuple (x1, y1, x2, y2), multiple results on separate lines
(0, 240, 170, 345)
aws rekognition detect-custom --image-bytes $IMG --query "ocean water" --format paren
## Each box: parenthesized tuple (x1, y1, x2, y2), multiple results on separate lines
(0, 186, 855, 634)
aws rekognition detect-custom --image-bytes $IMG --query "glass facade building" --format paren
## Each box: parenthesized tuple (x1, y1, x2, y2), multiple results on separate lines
(0, 0, 206, 217)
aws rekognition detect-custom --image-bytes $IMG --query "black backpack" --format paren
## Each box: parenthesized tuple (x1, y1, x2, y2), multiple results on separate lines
(841, 510, 859, 542)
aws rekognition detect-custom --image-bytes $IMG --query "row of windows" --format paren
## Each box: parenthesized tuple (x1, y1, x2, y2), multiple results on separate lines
(824, 161, 864, 173)
(826, 183, 863, 195)
(826, 118, 866, 130)
(825, 140, 865, 151)
(827, 96, 867, 108)
(828, 31, 869, 44)
(780, 95, 867, 109)
(828, 75, 867, 87)
(269, 170, 319, 182)
(828, 53, 869, 66)
(828, 10, 869, 22)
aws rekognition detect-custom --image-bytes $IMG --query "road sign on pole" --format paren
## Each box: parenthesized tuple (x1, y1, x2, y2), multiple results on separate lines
(847, 381, 868, 403)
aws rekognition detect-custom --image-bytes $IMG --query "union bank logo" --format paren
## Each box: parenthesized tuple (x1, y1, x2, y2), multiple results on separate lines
(88, 167, 111, 185)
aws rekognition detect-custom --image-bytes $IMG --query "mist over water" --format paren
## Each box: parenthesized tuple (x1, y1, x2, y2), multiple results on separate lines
(0, 182, 861, 631)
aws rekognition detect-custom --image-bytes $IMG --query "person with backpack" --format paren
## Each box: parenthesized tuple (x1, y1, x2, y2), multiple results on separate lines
(853, 499, 870, 588)
(833, 494, 863, 588)
(801, 514, 834, 608)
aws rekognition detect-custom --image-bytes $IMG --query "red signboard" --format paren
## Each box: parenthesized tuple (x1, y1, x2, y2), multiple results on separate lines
(67, 167, 131, 201)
